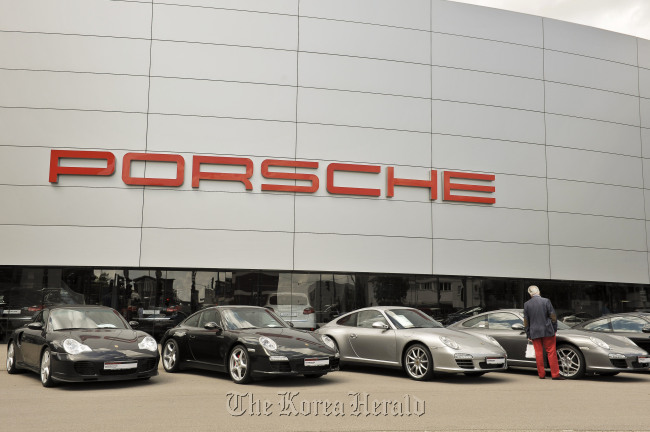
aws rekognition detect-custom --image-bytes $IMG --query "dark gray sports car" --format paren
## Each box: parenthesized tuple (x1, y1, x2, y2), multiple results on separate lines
(572, 312, 650, 353)
(6, 305, 160, 387)
(448, 309, 650, 379)
(159, 306, 339, 384)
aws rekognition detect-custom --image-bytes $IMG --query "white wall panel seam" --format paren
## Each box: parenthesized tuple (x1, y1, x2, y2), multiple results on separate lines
(430, 0, 434, 276)
(430, 30, 540, 50)
(545, 47, 640, 68)
(542, 18, 552, 279)
(139, 0, 154, 267)
(0, 30, 149, 42)
(549, 244, 649, 253)
(154, 2, 297, 17)
(292, 0, 300, 272)
(638, 38, 650, 284)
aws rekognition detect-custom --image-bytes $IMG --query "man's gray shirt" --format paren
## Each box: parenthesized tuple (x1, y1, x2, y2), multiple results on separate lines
(523, 295, 558, 339)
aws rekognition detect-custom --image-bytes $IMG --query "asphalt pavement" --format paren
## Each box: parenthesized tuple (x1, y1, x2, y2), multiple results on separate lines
(1, 343, 649, 432)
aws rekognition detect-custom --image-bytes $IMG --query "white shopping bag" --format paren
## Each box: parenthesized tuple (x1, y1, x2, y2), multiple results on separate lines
(525, 341, 536, 359)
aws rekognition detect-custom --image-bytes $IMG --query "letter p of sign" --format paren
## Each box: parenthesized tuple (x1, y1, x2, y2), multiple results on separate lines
(49, 150, 116, 183)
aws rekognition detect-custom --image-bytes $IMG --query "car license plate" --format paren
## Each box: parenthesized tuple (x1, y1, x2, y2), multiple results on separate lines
(304, 358, 329, 367)
(486, 357, 505, 365)
(280, 312, 297, 317)
(5, 310, 21, 315)
(638, 356, 650, 364)
(104, 362, 137, 370)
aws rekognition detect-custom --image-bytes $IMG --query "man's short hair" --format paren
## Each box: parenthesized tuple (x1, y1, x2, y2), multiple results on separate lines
(528, 285, 540, 296)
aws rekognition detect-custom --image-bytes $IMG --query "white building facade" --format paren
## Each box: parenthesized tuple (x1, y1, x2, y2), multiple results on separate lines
(1, 0, 649, 334)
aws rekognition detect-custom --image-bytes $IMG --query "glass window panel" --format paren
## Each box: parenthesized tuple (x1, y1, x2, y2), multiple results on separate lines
(357, 310, 388, 328)
(583, 318, 611, 331)
(610, 316, 646, 332)
(462, 315, 488, 328)
(488, 312, 522, 329)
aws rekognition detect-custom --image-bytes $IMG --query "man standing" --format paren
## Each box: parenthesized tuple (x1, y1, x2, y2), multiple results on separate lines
(523, 285, 563, 380)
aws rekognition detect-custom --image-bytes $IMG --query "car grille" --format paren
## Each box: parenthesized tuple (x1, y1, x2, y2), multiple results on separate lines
(455, 359, 474, 369)
(73, 361, 96, 376)
(630, 360, 650, 369)
(73, 359, 157, 376)
(270, 361, 292, 373)
(610, 359, 627, 368)
(137, 358, 158, 373)
(478, 361, 503, 370)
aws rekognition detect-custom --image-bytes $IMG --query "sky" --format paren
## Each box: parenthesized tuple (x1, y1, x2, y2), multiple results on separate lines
(449, 0, 650, 40)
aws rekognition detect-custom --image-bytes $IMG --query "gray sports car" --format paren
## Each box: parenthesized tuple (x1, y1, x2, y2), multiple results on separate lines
(448, 309, 650, 379)
(316, 306, 507, 380)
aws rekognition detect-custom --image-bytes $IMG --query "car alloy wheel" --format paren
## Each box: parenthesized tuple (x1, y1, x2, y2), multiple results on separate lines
(229, 345, 252, 384)
(404, 344, 434, 381)
(6, 342, 18, 374)
(162, 339, 180, 372)
(557, 344, 585, 379)
(40, 348, 55, 387)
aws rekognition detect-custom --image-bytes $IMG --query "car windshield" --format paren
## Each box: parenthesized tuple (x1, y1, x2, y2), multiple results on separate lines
(49, 308, 128, 330)
(222, 308, 287, 330)
(386, 309, 443, 329)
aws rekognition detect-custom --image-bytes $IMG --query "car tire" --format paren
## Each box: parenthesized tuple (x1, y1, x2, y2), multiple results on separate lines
(556, 344, 586, 379)
(6, 341, 20, 374)
(229, 345, 253, 384)
(303, 373, 325, 379)
(162, 339, 181, 373)
(403, 343, 434, 381)
(40, 348, 56, 388)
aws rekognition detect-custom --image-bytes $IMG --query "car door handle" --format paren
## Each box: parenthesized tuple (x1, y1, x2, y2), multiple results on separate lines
(350, 334, 357, 339)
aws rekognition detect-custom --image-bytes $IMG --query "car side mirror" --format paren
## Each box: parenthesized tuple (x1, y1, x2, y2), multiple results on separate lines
(372, 321, 389, 330)
(511, 323, 524, 330)
(27, 322, 43, 331)
(642, 325, 650, 334)
(288, 322, 294, 328)
(129, 320, 140, 328)
(204, 322, 222, 333)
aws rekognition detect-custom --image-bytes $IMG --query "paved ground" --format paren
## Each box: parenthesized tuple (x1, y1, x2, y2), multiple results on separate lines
(1, 343, 649, 432)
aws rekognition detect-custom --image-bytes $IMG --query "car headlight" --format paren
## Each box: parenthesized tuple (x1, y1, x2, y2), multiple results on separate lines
(483, 335, 502, 347)
(259, 336, 278, 352)
(63, 338, 92, 355)
(138, 336, 158, 352)
(321, 335, 336, 351)
(440, 336, 460, 350)
(589, 337, 610, 350)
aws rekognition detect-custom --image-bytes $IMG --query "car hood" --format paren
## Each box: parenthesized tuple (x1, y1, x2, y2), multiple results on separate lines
(558, 329, 646, 352)
(236, 327, 336, 355)
(53, 328, 146, 350)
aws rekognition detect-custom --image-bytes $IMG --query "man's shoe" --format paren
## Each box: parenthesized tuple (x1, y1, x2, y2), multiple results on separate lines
(552, 376, 565, 380)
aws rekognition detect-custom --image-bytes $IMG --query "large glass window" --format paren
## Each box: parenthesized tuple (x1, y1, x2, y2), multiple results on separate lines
(610, 316, 647, 332)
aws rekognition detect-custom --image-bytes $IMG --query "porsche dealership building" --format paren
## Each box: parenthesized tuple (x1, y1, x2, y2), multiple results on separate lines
(1, 0, 650, 338)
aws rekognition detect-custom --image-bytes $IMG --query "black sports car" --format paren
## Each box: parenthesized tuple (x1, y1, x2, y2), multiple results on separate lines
(572, 312, 650, 353)
(160, 305, 339, 384)
(5, 305, 160, 387)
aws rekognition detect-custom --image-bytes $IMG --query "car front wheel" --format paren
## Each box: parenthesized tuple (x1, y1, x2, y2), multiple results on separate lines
(6, 342, 20, 374)
(40, 348, 56, 387)
(403, 344, 434, 381)
(557, 344, 586, 379)
(229, 345, 252, 384)
(162, 339, 181, 373)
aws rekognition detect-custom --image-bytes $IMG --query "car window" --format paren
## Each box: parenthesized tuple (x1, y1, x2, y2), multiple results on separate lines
(199, 309, 221, 328)
(357, 310, 389, 328)
(336, 312, 358, 327)
(183, 312, 201, 328)
(488, 312, 522, 330)
(462, 315, 488, 328)
(610, 316, 646, 333)
(583, 318, 611, 332)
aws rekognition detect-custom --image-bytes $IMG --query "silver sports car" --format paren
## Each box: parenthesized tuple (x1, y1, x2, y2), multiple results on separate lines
(317, 306, 507, 380)
(448, 309, 650, 379)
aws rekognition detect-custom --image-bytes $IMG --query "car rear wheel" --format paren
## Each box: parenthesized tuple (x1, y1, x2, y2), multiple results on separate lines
(557, 344, 585, 379)
(6, 342, 20, 374)
(403, 344, 434, 381)
(229, 345, 252, 384)
(162, 339, 181, 372)
(40, 348, 56, 387)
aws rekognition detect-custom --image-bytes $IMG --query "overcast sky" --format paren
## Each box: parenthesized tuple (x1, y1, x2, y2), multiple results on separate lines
(449, 0, 650, 40)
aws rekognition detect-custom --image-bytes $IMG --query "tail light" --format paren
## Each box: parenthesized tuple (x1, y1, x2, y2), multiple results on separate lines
(303, 307, 315, 315)
(28, 305, 44, 312)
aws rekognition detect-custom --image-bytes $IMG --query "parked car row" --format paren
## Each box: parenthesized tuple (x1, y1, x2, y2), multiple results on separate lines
(5, 305, 650, 387)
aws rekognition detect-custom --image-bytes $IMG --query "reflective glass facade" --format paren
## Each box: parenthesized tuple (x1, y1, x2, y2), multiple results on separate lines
(2, 266, 648, 342)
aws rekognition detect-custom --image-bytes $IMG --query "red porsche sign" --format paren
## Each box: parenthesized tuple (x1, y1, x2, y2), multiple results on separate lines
(49, 150, 495, 204)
